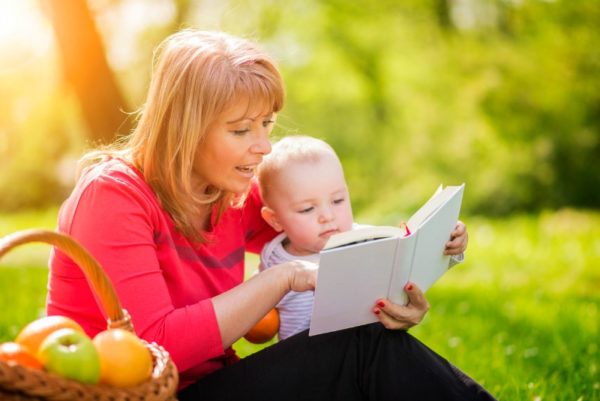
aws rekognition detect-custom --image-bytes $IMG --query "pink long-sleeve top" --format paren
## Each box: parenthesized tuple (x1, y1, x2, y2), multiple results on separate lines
(47, 158, 277, 389)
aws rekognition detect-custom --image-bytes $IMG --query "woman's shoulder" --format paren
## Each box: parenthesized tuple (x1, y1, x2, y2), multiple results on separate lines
(75, 158, 155, 199)
(58, 158, 163, 233)
(80, 157, 144, 186)
(68, 158, 159, 212)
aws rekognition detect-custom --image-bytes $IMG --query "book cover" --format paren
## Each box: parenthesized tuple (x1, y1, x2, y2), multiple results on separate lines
(309, 184, 465, 336)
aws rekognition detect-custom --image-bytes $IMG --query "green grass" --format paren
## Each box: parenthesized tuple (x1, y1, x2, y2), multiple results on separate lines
(409, 210, 600, 400)
(1, 208, 598, 400)
(0, 208, 58, 340)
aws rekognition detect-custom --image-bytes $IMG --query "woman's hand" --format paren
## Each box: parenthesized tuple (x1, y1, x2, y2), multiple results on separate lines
(285, 260, 318, 292)
(213, 259, 317, 348)
(444, 220, 468, 256)
(372, 282, 429, 330)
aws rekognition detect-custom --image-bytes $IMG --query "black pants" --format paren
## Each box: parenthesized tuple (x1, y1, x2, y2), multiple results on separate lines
(178, 324, 496, 401)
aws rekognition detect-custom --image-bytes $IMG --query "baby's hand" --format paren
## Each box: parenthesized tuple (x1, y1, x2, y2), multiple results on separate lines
(444, 220, 468, 255)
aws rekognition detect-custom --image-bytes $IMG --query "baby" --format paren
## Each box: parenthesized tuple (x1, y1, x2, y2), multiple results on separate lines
(258, 135, 465, 340)
(258, 135, 353, 339)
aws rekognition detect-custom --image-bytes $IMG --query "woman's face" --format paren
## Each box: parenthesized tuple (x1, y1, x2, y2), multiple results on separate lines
(194, 99, 276, 195)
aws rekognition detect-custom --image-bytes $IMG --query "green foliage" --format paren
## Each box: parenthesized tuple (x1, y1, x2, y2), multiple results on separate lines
(0, 0, 598, 214)
(2, 208, 598, 400)
(227, 0, 600, 215)
(0, 83, 86, 211)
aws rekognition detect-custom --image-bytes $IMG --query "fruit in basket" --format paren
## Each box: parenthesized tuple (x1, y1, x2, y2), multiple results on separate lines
(15, 315, 84, 355)
(93, 328, 153, 387)
(38, 328, 100, 384)
(0, 342, 43, 370)
(244, 308, 280, 344)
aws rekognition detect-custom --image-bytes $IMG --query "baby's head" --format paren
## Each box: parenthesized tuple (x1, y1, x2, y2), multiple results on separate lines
(258, 136, 354, 255)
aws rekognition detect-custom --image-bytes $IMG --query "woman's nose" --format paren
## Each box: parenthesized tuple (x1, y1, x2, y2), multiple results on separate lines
(250, 131, 272, 155)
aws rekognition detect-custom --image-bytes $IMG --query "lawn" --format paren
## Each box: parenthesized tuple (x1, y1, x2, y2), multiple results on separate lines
(1, 208, 598, 400)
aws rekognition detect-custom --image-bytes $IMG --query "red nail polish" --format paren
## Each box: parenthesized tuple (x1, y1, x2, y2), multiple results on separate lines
(406, 283, 413, 291)
(373, 308, 381, 315)
(377, 300, 385, 308)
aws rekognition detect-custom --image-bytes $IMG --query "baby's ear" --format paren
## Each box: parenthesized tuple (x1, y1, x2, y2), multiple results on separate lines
(261, 206, 283, 232)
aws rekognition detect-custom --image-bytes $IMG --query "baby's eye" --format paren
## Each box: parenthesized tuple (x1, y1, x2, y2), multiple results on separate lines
(298, 206, 314, 214)
(333, 198, 345, 204)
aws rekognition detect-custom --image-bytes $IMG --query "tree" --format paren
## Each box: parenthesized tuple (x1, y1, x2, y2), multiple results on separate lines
(44, 0, 131, 144)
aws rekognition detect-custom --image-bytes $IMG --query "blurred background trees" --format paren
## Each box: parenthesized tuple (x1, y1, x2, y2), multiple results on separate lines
(0, 0, 598, 219)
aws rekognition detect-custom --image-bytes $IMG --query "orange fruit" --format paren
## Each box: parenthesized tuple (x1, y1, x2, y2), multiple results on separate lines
(15, 315, 84, 355)
(93, 329, 153, 388)
(244, 308, 279, 344)
(0, 342, 43, 370)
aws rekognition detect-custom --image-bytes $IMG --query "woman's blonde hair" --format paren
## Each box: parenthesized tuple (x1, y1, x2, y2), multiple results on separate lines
(81, 30, 285, 241)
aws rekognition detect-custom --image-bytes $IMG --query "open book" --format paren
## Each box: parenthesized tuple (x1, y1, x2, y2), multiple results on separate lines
(309, 184, 465, 336)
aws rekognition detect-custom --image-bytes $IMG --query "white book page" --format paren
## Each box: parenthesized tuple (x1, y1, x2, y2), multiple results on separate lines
(323, 225, 403, 250)
(387, 234, 417, 306)
(409, 185, 464, 292)
(310, 237, 398, 336)
(407, 184, 463, 231)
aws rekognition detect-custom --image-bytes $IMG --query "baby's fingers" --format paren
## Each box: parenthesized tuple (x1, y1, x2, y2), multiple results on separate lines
(445, 221, 468, 254)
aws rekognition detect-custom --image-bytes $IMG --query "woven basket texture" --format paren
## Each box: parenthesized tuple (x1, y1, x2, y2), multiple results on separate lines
(0, 229, 179, 401)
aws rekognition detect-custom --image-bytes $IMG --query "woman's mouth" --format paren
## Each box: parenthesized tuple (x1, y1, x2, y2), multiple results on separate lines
(236, 165, 256, 177)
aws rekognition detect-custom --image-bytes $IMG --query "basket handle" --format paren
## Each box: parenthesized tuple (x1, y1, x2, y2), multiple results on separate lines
(0, 229, 134, 332)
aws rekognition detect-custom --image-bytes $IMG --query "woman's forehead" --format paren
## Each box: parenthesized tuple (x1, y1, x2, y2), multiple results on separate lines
(222, 96, 274, 122)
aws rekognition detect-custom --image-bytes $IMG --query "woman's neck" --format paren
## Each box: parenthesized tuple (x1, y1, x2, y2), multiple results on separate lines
(196, 203, 212, 232)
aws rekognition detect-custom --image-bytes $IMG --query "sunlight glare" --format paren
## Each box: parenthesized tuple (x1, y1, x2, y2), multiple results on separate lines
(95, 0, 176, 70)
(0, 0, 53, 74)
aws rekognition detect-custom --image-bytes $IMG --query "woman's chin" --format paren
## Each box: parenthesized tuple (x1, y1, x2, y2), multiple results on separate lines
(227, 180, 252, 196)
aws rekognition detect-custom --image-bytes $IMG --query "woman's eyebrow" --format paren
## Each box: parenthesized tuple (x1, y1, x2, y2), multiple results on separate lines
(226, 113, 274, 124)
(226, 116, 254, 124)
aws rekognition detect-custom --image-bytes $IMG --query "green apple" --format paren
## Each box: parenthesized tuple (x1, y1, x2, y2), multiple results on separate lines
(38, 328, 100, 384)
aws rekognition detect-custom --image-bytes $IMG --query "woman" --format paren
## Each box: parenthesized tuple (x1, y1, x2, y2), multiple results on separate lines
(47, 29, 495, 400)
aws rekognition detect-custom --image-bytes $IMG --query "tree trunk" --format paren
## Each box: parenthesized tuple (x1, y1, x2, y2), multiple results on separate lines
(44, 0, 131, 144)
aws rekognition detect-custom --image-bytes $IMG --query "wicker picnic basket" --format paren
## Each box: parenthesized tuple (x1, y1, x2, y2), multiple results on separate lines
(0, 229, 179, 401)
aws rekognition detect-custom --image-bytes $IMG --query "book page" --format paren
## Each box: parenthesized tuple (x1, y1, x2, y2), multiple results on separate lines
(310, 237, 398, 336)
(407, 184, 463, 231)
(408, 184, 464, 293)
(386, 234, 418, 306)
(323, 225, 404, 250)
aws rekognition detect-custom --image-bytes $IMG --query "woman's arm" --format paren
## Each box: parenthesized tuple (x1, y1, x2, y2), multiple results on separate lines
(212, 259, 317, 348)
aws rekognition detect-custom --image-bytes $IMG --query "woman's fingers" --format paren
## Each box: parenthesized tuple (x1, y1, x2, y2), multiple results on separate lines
(372, 282, 429, 330)
(287, 260, 318, 292)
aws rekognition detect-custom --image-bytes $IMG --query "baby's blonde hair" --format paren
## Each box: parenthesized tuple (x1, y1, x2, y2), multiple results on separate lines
(81, 30, 285, 241)
(257, 135, 340, 205)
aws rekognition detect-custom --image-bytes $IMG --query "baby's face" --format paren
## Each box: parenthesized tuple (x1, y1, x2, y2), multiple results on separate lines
(267, 155, 354, 256)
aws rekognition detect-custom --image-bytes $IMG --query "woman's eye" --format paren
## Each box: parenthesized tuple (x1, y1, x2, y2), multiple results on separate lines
(298, 206, 314, 214)
(262, 120, 275, 128)
(232, 129, 250, 136)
